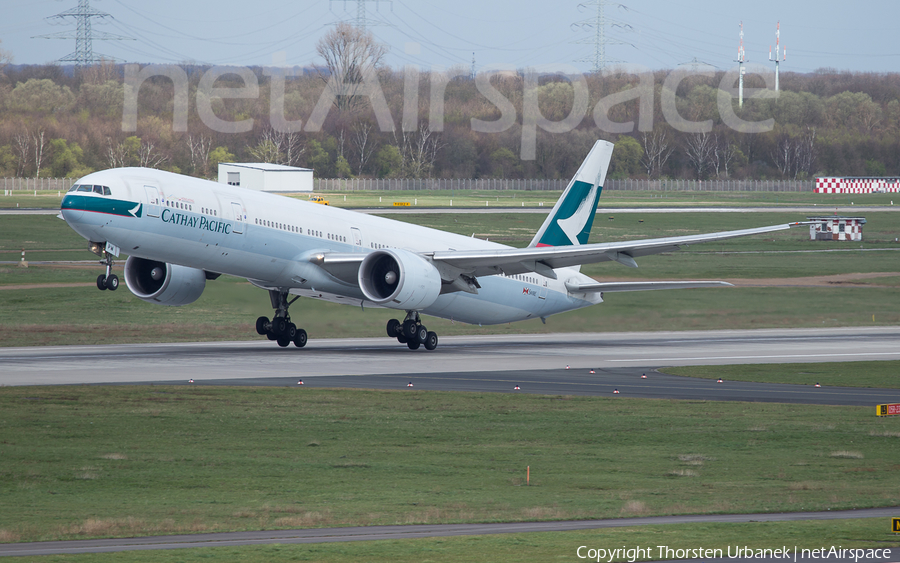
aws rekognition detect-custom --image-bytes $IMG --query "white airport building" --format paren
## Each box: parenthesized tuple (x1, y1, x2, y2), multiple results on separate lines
(217, 163, 313, 193)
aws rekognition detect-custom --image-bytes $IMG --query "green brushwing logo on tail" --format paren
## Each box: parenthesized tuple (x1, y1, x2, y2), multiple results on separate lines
(535, 180, 602, 247)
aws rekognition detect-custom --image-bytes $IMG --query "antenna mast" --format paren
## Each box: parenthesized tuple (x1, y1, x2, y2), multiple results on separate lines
(735, 21, 747, 108)
(769, 21, 785, 92)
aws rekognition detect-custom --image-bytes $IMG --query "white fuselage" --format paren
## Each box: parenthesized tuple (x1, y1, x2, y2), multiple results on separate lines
(61, 168, 601, 325)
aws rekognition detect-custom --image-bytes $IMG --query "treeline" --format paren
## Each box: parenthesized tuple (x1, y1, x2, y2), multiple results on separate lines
(0, 61, 899, 181)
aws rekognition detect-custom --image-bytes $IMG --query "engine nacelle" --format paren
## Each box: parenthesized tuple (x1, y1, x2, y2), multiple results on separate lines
(124, 256, 206, 306)
(358, 248, 442, 310)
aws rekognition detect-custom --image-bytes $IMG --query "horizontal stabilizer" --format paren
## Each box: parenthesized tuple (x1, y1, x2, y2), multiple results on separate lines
(565, 280, 733, 293)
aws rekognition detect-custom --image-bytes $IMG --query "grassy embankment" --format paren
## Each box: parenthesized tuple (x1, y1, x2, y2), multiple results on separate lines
(1, 386, 899, 545)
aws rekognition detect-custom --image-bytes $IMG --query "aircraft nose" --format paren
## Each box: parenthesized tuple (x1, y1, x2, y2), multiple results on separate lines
(60, 206, 83, 223)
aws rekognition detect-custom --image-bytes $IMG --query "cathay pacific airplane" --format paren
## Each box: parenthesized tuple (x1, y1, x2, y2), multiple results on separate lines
(60, 140, 801, 351)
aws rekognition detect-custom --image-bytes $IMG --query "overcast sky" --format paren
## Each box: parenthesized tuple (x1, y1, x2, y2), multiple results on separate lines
(2, 0, 898, 74)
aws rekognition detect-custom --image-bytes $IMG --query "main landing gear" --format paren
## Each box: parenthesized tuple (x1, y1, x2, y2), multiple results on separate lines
(256, 290, 307, 348)
(386, 311, 438, 351)
(95, 248, 118, 291)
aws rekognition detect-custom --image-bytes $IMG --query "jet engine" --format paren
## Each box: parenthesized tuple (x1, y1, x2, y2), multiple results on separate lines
(358, 248, 442, 310)
(124, 256, 207, 306)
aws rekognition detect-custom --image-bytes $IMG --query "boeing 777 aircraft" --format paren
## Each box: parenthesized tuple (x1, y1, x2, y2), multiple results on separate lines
(60, 140, 801, 351)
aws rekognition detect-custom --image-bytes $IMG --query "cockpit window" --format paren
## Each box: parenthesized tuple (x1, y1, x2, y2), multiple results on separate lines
(103, 186, 111, 196)
(92, 185, 103, 194)
(68, 185, 79, 192)
(77, 185, 92, 192)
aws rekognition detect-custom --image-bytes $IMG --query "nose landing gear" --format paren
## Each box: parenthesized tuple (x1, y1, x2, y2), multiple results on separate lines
(92, 243, 119, 291)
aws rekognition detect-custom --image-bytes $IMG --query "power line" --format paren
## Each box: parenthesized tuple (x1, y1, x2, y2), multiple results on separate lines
(33, 0, 133, 66)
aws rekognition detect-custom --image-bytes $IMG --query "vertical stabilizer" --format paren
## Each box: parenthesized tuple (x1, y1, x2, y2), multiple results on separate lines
(529, 140, 613, 248)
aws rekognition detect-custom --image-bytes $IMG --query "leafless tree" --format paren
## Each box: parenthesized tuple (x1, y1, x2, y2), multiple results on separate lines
(13, 133, 30, 177)
(248, 127, 305, 166)
(32, 130, 46, 178)
(640, 130, 674, 178)
(107, 139, 130, 168)
(794, 127, 817, 179)
(683, 131, 714, 179)
(351, 121, 377, 175)
(771, 135, 793, 178)
(187, 135, 212, 175)
(396, 124, 444, 178)
(138, 141, 168, 168)
(711, 135, 739, 178)
(0, 39, 11, 81)
(315, 22, 388, 113)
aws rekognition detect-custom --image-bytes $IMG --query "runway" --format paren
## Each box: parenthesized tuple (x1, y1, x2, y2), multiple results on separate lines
(2, 327, 899, 406)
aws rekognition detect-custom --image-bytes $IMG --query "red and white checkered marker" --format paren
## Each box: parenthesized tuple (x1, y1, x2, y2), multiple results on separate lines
(717, 378, 723, 383)
(815, 383, 821, 388)
(189, 379, 194, 383)
(613, 389, 619, 394)
(641, 374, 647, 379)
(565, 365, 569, 370)
(589, 369, 595, 374)
(514, 385, 520, 390)
(407, 382, 414, 387)
(298, 380, 303, 385)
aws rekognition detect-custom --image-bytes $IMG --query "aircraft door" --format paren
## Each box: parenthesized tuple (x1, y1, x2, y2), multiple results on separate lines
(351, 227, 363, 248)
(539, 281, 548, 300)
(145, 186, 161, 217)
(230, 202, 244, 234)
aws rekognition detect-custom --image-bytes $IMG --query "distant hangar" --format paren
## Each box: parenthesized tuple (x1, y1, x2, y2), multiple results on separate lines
(218, 163, 313, 193)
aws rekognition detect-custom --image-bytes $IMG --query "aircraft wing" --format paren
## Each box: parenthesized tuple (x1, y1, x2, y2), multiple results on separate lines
(427, 222, 802, 279)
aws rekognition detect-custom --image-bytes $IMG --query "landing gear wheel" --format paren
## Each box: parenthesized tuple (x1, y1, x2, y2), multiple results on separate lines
(286, 323, 297, 340)
(105, 274, 119, 291)
(386, 319, 400, 338)
(256, 316, 269, 335)
(403, 319, 418, 340)
(97, 274, 108, 291)
(424, 331, 438, 351)
(266, 332, 277, 341)
(407, 339, 420, 350)
(415, 325, 428, 344)
(293, 328, 307, 348)
(276, 337, 291, 347)
(271, 317, 287, 336)
(397, 334, 408, 344)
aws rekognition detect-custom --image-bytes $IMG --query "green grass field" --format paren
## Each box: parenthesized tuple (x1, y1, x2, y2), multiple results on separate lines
(1, 386, 899, 545)
(9, 519, 899, 562)
(662, 362, 900, 389)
